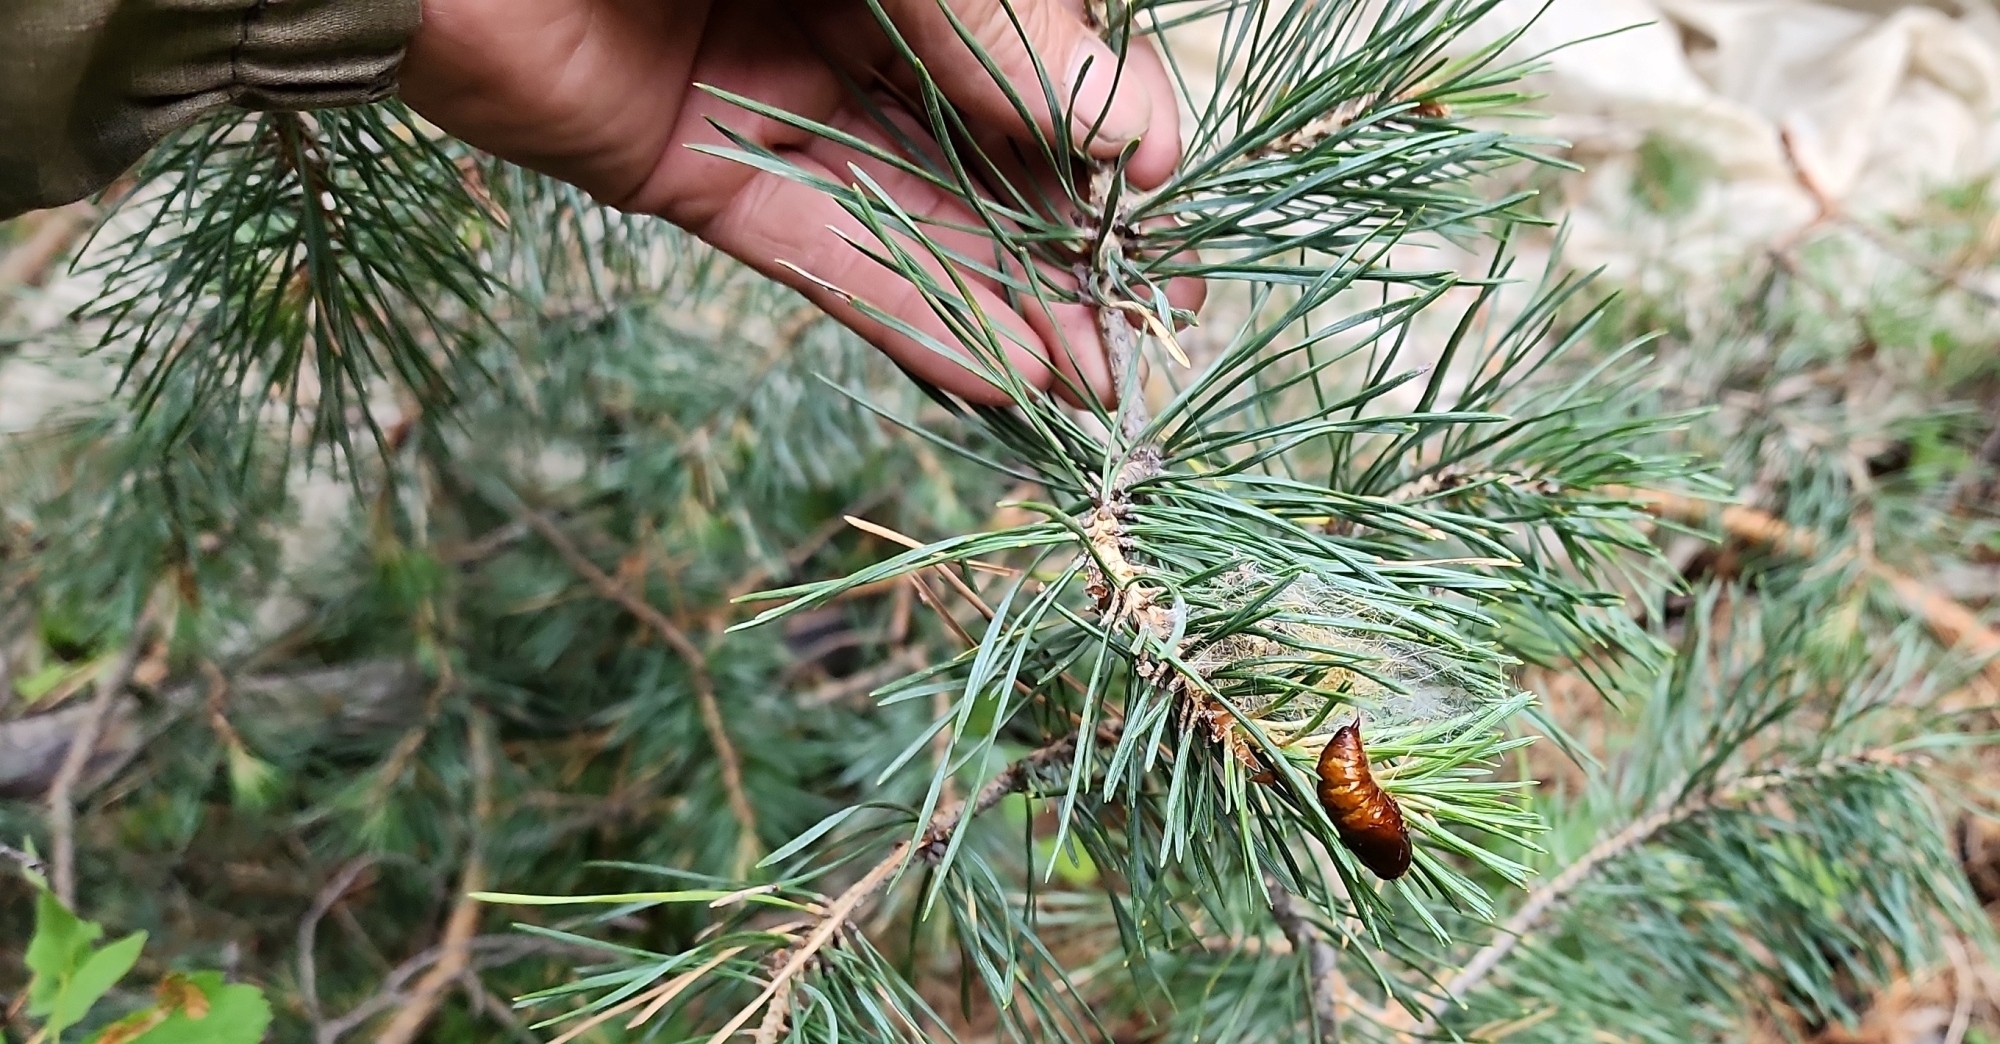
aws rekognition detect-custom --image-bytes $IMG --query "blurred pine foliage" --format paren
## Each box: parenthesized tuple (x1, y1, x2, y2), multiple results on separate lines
(1, 4, 1999, 1044)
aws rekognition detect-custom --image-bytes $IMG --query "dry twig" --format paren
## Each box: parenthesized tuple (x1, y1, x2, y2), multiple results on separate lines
(367, 711, 496, 1044)
(45, 614, 154, 908)
(1632, 489, 2000, 678)
(318, 935, 593, 1044)
(300, 857, 380, 1032)
(515, 502, 761, 875)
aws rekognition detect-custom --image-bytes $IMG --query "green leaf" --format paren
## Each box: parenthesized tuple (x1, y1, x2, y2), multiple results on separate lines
(49, 932, 148, 1037)
(25, 888, 104, 1016)
(117, 973, 271, 1044)
(26, 886, 151, 1042)
(13, 662, 86, 703)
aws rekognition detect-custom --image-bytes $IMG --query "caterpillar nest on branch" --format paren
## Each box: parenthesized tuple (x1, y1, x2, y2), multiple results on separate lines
(1182, 566, 1479, 745)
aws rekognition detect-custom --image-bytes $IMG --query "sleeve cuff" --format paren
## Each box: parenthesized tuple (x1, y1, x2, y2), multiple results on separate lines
(128, 0, 423, 114)
(0, 0, 422, 217)
(230, 0, 421, 110)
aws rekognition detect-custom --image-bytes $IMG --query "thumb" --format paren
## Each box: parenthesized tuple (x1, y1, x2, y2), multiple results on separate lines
(890, 0, 1155, 159)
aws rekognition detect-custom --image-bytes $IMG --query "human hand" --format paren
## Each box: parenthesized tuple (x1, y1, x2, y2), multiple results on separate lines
(399, 0, 1198, 405)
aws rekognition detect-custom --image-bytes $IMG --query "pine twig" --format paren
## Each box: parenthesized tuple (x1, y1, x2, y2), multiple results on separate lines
(300, 857, 380, 1032)
(369, 711, 495, 1044)
(1401, 747, 1913, 1035)
(514, 502, 761, 875)
(1267, 878, 1345, 1043)
(694, 725, 1114, 1044)
(1086, 163, 1153, 447)
(45, 613, 154, 908)
(0, 842, 45, 875)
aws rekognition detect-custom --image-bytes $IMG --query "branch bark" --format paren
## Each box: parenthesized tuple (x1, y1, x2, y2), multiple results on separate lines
(1267, 878, 1344, 1042)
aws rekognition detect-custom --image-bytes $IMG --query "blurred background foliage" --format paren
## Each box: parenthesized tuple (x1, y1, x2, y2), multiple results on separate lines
(6, 2, 2000, 1044)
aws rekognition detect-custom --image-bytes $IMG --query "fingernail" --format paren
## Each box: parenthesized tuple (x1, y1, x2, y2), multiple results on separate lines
(1067, 38, 1150, 148)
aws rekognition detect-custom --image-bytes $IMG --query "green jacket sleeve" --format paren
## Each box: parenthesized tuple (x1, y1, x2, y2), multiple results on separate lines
(0, 0, 421, 220)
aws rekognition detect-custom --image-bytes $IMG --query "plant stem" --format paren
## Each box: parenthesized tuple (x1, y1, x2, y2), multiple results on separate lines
(300, 857, 378, 1033)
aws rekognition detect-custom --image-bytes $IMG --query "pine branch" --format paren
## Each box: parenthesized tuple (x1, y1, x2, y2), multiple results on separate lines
(511, 499, 761, 874)
(1267, 877, 1345, 1043)
(697, 724, 1116, 1044)
(1402, 745, 1919, 1036)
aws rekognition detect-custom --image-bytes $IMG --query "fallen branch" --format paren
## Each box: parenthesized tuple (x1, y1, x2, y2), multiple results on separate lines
(514, 502, 760, 876)
(1631, 490, 2000, 671)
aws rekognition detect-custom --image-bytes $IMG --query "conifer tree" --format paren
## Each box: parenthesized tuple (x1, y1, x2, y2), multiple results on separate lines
(2, 2, 1996, 1043)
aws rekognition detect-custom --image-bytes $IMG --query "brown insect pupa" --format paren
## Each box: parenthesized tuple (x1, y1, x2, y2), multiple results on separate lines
(1315, 720, 1412, 880)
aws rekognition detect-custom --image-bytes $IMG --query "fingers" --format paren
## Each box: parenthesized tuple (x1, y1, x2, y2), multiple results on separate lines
(889, 0, 1181, 188)
(1164, 267, 1205, 320)
(654, 1, 1199, 410)
(695, 128, 1066, 405)
(1119, 38, 1182, 189)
